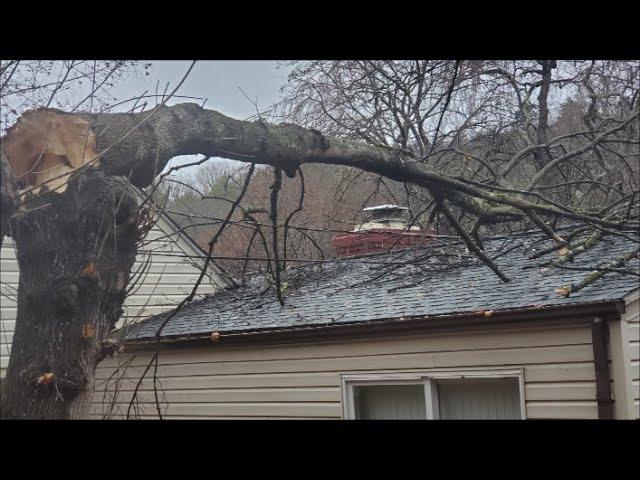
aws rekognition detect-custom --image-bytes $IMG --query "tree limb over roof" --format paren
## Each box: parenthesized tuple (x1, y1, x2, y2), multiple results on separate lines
(1, 103, 638, 283)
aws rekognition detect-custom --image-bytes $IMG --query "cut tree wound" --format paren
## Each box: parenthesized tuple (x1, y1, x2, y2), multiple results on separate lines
(2, 108, 98, 193)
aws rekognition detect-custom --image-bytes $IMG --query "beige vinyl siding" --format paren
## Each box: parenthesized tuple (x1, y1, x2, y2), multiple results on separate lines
(606, 288, 639, 419)
(0, 213, 226, 377)
(0, 240, 19, 374)
(91, 324, 601, 419)
(623, 290, 639, 418)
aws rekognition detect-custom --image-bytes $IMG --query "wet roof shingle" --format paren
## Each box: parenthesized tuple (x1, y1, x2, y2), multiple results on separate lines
(125, 230, 640, 341)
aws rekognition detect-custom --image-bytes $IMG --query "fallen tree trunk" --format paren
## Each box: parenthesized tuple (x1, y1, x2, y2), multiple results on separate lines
(5, 105, 629, 226)
(1, 169, 139, 419)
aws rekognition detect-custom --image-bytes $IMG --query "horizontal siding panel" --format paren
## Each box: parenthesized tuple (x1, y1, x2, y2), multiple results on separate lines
(121, 305, 182, 316)
(2, 271, 213, 288)
(129, 272, 213, 283)
(1, 283, 18, 294)
(0, 262, 19, 273)
(138, 241, 186, 252)
(94, 364, 599, 396)
(139, 229, 181, 242)
(1, 320, 15, 332)
(96, 344, 595, 380)
(525, 382, 596, 401)
(122, 294, 197, 306)
(97, 381, 589, 406)
(98, 363, 595, 386)
(131, 262, 207, 275)
(624, 293, 639, 322)
(90, 402, 340, 418)
(0, 297, 17, 308)
(630, 341, 639, 362)
(121, 295, 214, 309)
(89, 411, 332, 419)
(0, 296, 18, 306)
(96, 401, 603, 420)
(524, 362, 595, 382)
(629, 323, 639, 342)
(0, 313, 17, 325)
(90, 415, 327, 420)
(1, 272, 21, 283)
(127, 284, 216, 297)
(95, 387, 341, 404)
(94, 371, 340, 391)
(132, 253, 204, 264)
(118, 309, 184, 323)
(141, 227, 186, 240)
(526, 401, 598, 419)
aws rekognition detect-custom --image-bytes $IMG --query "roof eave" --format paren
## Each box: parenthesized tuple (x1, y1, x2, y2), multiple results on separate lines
(123, 299, 625, 352)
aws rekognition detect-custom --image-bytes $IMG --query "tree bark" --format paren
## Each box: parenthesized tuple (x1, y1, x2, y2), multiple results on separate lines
(1, 169, 139, 419)
(532, 60, 554, 170)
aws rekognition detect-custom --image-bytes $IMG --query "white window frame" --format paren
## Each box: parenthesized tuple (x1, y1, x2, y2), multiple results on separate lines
(341, 369, 526, 420)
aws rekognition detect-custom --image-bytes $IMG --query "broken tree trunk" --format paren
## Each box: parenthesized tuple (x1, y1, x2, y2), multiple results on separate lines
(1, 169, 139, 419)
(5, 105, 620, 225)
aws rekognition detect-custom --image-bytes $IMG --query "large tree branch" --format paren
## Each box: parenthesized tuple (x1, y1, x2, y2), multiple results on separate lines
(2, 103, 635, 243)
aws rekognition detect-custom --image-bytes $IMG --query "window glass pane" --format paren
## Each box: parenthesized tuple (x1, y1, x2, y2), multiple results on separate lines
(354, 384, 426, 420)
(437, 378, 520, 419)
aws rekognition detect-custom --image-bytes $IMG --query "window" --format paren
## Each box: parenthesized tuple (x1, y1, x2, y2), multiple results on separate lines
(354, 384, 426, 420)
(342, 370, 525, 420)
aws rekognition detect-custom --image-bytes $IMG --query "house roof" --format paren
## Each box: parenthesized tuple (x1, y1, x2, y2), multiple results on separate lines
(124, 229, 640, 342)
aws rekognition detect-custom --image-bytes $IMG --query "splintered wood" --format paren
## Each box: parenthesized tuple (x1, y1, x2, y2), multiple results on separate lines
(3, 108, 98, 194)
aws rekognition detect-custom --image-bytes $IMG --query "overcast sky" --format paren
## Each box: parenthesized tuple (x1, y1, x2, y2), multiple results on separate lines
(113, 60, 293, 175)
(115, 60, 292, 119)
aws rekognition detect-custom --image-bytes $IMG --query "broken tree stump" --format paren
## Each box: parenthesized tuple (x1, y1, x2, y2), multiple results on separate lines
(1, 169, 139, 419)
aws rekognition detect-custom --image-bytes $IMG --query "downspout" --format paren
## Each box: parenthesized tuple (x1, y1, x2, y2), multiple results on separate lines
(591, 317, 614, 419)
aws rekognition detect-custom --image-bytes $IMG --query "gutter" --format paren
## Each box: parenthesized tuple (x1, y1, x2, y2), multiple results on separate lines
(591, 316, 614, 419)
(124, 299, 625, 351)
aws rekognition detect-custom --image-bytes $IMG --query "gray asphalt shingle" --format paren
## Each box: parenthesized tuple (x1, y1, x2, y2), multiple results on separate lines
(125, 229, 640, 341)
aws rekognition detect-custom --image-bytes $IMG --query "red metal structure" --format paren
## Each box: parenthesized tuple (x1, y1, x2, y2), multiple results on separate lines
(332, 205, 436, 257)
(332, 227, 436, 257)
